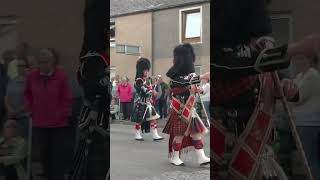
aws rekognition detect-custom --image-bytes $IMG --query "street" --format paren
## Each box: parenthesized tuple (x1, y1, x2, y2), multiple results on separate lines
(110, 121, 210, 180)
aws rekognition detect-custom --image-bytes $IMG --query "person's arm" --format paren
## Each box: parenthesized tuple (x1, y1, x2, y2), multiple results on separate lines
(0, 139, 28, 166)
(288, 33, 320, 58)
(24, 74, 33, 113)
(60, 73, 73, 121)
(117, 85, 120, 97)
(128, 84, 133, 101)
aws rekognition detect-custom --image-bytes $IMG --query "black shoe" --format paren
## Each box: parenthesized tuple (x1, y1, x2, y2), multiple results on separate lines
(200, 161, 210, 167)
(153, 137, 164, 141)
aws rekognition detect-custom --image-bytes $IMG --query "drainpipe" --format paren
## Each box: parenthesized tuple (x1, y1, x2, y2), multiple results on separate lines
(151, 12, 154, 76)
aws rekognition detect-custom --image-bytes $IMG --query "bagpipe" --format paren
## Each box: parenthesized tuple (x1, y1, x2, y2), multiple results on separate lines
(171, 73, 210, 128)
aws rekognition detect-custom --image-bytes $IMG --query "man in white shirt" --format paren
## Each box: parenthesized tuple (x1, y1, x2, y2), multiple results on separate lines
(199, 79, 210, 118)
(7, 42, 29, 80)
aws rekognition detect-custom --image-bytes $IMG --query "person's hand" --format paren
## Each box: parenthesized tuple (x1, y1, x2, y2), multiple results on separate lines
(197, 86, 204, 93)
(200, 72, 210, 80)
(190, 85, 198, 93)
(281, 79, 298, 99)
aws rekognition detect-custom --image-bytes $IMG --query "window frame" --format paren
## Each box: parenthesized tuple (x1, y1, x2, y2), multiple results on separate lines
(116, 44, 125, 54)
(115, 44, 141, 56)
(195, 65, 201, 75)
(125, 45, 141, 56)
(270, 14, 293, 43)
(110, 21, 116, 48)
(179, 6, 203, 44)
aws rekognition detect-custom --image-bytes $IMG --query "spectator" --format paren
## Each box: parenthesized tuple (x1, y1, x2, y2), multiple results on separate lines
(112, 76, 119, 102)
(0, 120, 28, 180)
(291, 55, 320, 179)
(110, 99, 119, 120)
(5, 59, 30, 138)
(158, 76, 169, 119)
(24, 48, 73, 180)
(7, 42, 29, 80)
(2, 50, 15, 68)
(26, 55, 37, 70)
(199, 78, 210, 118)
(117, 76, 133, 120)
(154, 76, 162, 114)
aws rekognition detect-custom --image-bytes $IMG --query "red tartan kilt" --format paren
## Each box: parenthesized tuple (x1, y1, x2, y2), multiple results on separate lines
(163, 109, 188, 136)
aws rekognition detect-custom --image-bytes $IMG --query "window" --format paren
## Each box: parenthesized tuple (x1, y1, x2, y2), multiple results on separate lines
(126, 45, 140, 55)
(180, 6, 202, 44)
(116, 44, 140, 55)
(195, 65, 201, 75)
(270, 14, 294, 76)
(116, 44, 125, 53)
(270, 15, 293, 44)
(110, 21, 116, 48)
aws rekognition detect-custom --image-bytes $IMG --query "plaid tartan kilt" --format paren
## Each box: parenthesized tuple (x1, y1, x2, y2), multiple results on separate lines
(163, 109, 207, 136)
(131, 102, 159, 123)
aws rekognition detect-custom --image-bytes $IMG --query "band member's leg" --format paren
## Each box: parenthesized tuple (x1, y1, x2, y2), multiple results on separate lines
(170, 136, 184, 166)
(150, 120, 164, 141)
(191, 133, 210, 166)
(135, 123, 144, 141)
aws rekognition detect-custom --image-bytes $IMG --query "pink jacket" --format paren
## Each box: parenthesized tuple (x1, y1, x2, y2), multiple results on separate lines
(24, 67, 73, 128)
(117, 82, 132, 102)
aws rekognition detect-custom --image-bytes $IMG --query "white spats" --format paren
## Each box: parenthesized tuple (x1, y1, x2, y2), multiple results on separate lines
(195, 149, 210, 166)
(151, 128, 164, 141)
(170, 151, 184, 166)
(135, 129, 144, 141)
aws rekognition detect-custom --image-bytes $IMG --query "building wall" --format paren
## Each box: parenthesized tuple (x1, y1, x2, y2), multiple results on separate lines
(269, 0, 320, 73)
(152, 2, 210, 82)
(291, 0, 320, 40)
(0, 0, 85, 95)
(110, 12, 152, 81)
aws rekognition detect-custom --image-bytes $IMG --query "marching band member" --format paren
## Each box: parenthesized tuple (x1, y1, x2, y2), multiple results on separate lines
(163, 43, 210, 167)
(131, 58, 164, 141)
(69, 0, 109, 179)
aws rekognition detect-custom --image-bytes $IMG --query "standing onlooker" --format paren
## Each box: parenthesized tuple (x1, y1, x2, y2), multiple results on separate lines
(5, 59, 30, 138)
(112, 76, 120, 103)
(199, 78, 210, 118)
(24, 48, 73, 180)
(154, 76, 162, 114)
(26, 55, 37, 70)
(117, 76, 133, 120)
(158, 76, 169, 119)
(7, 42, 29, 80)
(291, 55, 320, 180)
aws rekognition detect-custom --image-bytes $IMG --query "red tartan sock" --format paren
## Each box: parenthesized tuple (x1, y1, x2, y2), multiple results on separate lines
(150, 122, 157, 129)
(135, 123, 141, 130)
(173, 142, 182, 151)
(192, 139, 204, 149)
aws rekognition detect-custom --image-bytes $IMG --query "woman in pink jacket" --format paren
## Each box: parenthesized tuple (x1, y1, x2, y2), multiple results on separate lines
(117, 77, 133, 120)
(24, 48, 73, 180)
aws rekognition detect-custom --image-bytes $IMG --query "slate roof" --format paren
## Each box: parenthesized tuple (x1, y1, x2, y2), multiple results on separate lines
(110, 0, 210, 18)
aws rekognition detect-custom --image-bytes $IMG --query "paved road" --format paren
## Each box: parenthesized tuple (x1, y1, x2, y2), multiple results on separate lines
(110, 123, 210, 180)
